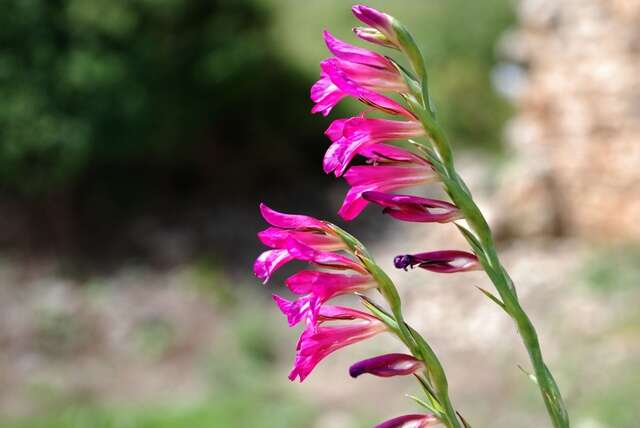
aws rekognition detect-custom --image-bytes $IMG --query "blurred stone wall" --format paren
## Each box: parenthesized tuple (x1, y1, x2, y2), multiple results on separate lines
(495, 0, 640, 240)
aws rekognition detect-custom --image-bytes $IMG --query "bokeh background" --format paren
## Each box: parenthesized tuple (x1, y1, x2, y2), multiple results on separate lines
(1, 0, 639, 427)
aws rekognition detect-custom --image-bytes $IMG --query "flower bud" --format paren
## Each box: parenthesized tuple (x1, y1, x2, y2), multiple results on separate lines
(353, 27, 398, 49)
(349, 353, 424, 378)
(394, 250, 481, 273)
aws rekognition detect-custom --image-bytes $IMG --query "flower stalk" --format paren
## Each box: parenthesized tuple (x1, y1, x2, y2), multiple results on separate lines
(400, 28, 570, 428)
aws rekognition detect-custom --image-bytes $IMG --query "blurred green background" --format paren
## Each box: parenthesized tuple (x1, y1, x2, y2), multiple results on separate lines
(1, 1, 637, 428)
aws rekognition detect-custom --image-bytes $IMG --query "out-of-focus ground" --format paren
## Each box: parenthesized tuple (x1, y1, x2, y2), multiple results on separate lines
(2, 155, 639, 428)
(1, 0, 639, 427)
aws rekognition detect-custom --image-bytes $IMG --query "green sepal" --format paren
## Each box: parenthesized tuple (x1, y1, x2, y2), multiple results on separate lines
(388, 58, 423, 105)
(475, 286, 508, 314)
(406, 394, 443, 417)
(544, 364, 570, 426)
(454, 224, 486, 260)
(327, 223, 369, 257)
(413, 374, 444, 414)
(409, 139, 446, 175)
(391, 21, 433, 115)
(458, 412, 473, 428)
(518, 365, 538, 385)
(361, 258, 401, 313)
(357, 294, 399, 333)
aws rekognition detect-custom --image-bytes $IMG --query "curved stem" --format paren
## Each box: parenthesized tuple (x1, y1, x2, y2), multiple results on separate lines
(356, 250, 465, 428)
(421, 118, 570, 428)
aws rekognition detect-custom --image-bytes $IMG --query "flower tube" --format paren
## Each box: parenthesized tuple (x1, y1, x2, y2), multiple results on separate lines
(362, 192, 461, 223)
(339, 160, 438, 221)
(254, 237, 367, 283)
(324, 116, 425, 177)
(274, 270, 376, 327)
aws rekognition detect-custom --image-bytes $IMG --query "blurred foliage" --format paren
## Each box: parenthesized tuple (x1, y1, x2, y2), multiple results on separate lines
(0, 280, 314, 428)
(0, 0, 324, 194)
(581, 245, 640, 292)
(0, 395, 310, 428)
(0, 0, 513, 196)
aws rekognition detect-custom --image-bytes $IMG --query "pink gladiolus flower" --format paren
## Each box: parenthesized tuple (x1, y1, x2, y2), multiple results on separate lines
(320, 58, 414, 118)
(362, 191, 461, 223)
(288, 305, 386, 382)
(349, 353, 424, 378)
(273, 271, 376, 327)
(375, 414, 440, 428)
(311, 32, 409, 117)
(338, 154, 437, 220)
(324, 116, 424, 177)
(394, 250, 481, 273)
(254, 237, 367, 283)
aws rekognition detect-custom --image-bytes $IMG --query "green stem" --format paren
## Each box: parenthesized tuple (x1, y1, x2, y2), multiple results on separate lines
(409, 326, 464, 428)
(421, 119, 570, 428)
(358, 254, 464, 428)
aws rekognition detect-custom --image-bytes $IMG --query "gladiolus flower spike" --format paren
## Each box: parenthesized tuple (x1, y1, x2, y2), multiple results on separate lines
(255, 4, 569, 428)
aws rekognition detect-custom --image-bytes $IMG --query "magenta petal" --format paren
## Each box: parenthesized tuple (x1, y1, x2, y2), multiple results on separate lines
(273, 294, 319, 327)
(344, 165, 430, 187)
(374, 414, 438, 428)
(258, 227, 344, 251)
(253, 249, 294, 283)
(289, 319, 386, 382)
(323, 31, 392, 69)
(338, 185, 373, 220)
(317, 304, 379, 322)
(285, 270, 374, 296)
(349, 353, 424, 378)
(259, 203, 327, 231)
(285, 238, 368, 273)
(310, 73, 346, 116)
(325, 118, 348, 141)
(324, 117, 424, 177)
(338, 165, 437, 220)
(323, 138, 350, 175)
